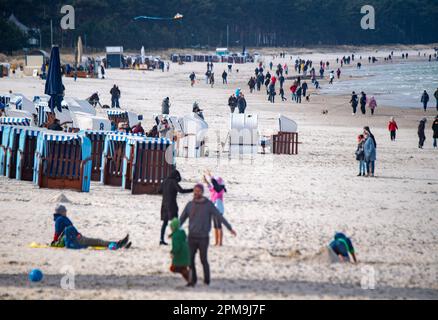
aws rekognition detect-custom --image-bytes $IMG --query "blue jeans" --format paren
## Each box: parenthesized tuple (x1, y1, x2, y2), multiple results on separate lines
(359, 161, 366, 174)
(111, 97, 120, 108)
(366, 161, 375, 175)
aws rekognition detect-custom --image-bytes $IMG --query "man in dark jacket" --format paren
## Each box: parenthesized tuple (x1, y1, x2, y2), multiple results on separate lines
(110, 85, 121, 108)
(350, 92, 359, 115)
(421, 90, 429, 111)
(180, 184, 236, 286)
(360, 92, 367, 115)
(237, 94, 247, 114)
(418, 118, 427, 148)
(228, 94, 237, 113)
(158, 170, 193, 245)
(432, 115, 438, 148)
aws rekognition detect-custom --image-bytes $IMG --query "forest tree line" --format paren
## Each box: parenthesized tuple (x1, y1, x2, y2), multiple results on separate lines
(1, 0, 437, 53)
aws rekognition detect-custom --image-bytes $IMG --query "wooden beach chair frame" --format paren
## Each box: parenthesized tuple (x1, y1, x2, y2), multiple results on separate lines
(16, 128, 43, 181)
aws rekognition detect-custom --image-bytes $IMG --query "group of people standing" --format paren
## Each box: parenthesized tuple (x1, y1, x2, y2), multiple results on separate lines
(350, 91, 377, 115)
(228, 90, 247, 113)
(355, 127, 377, 177)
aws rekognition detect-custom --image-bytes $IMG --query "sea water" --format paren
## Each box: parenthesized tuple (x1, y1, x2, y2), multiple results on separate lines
(320, 60, 438, 109)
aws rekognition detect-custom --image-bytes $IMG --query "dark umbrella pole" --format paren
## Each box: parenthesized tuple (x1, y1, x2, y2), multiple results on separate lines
(44, 46, 65, 115)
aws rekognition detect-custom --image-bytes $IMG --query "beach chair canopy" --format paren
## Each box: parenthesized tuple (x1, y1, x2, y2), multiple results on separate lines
(62, 97, 96, 116)
(229, 114, 259, 146)
(230, 113, 258, 131)
(36, 104, 74, 127)
(181, 113, 208, 135)
(9, 94, 37, 114)
(279, 115, 298, 133)
(107, 110, 140, 126)
(72, 112, 111, 131)
(4, 109, 35, 125)
(0, 117, 31, 126)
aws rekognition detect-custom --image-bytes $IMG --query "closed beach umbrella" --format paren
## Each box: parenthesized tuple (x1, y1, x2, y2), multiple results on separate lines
(44, 46, 64, 113)
(141, 46, 145, 64)
(76, 36, 83, 67)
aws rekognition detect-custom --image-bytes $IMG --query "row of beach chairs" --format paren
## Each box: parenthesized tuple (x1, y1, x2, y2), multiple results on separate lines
(0, 123, 174, 194)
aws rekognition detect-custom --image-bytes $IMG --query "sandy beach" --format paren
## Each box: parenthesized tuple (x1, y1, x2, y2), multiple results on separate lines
(0, 46, 437, 300)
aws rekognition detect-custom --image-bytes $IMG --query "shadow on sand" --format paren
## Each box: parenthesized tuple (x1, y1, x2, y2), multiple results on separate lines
(0, 273, 437, 299)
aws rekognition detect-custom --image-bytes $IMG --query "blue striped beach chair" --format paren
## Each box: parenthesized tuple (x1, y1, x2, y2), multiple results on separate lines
(33, 132, 92, 192)
(101, 133, 174, 194)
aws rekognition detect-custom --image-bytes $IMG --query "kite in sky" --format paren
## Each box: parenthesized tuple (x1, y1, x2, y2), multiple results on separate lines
(134, 13, 183, 21)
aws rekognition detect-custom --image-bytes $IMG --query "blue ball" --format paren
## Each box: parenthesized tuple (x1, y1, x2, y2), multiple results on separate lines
(29, 269, 43, 282)
(108, 242, 118, 251)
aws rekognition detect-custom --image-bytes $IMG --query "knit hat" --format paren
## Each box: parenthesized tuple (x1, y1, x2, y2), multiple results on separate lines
(55, 204, 67, 215)
(194, 183, 204, 193)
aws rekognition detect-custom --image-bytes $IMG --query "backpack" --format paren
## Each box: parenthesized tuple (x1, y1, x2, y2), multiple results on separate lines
(64, 226, 85, 249)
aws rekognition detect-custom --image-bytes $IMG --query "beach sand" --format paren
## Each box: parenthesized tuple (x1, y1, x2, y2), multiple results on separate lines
(0, 46, 437, 299)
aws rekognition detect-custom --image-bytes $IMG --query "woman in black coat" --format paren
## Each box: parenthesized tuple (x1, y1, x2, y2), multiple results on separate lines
(158, 170, 193, 245)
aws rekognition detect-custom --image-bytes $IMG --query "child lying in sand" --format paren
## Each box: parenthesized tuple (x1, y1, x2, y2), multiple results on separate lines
(51, 204, 131, 249)
(328, 233, 357, 264)
(169, 218, 190, 283)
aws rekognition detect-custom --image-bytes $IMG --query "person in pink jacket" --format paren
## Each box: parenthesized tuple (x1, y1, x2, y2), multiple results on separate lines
(368, 96, 377, 115)
(203, 171, 227, 246)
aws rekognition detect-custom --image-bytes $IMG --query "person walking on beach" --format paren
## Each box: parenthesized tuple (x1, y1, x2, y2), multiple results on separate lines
(268, 84, 276, 103)
(280, 87, 287, 101)
(364, 129, 376, 177)
(228, 94, 237, 113)
(248, 77, 256, 93)
(302, 81, 308, 99)
(336, 68, 341, 79)
(421, 90, 429, 111)
(350, 92, 359, 115)
(355, 134, 366, 176)
(210, 73, 215, 88)
(189, 72, 196, 87)
(222, 70, 228, 84)
(295, 86, 302, 103)
(161, 97, 171, 115)
(418, 118, 427, 149)
(329, 71, 335, 84)
(110, 85, 121, 108)
(432, 115, 438, 148)
(368, 96, 377, 115)
(203, 171, 227, 246)
(290, 83, 298, 102)
(388, 117, 399, 141)
(360, 92, 367, 115)
(169, 218, 191, 284)
(237, 94, 247, 114)
(179, 184, 236, 286)
(158, 170, 193, 246)
(100, 64, 105, 79)
(434, 88, 438, 111)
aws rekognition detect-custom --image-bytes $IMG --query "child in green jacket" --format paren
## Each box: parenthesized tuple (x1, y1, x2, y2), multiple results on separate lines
(169, 218, 190, 283)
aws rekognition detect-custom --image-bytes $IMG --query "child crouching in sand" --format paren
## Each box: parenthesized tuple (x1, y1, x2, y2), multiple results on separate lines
(203, 171, 227, 246)
(169, 218, 190, 283)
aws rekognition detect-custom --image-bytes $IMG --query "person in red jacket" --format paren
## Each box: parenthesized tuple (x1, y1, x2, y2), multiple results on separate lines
(290, 83, 298, 102)
(388, 117, 399, 141)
